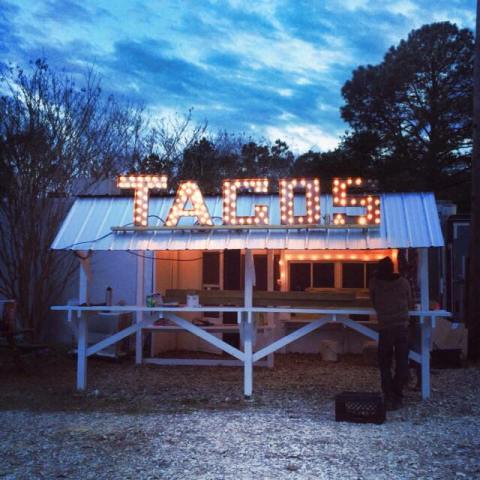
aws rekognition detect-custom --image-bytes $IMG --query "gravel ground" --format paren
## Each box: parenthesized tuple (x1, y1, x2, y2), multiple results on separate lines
(0, 350, 479, 480)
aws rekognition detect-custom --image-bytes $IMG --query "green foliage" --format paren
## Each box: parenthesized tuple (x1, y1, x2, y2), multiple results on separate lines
(240, 139, 293, 183)
(177, 138, 219, 192)
(341, 22, 473, 205)
(175, 137, 294, 193)
(293, 137, 374, 185)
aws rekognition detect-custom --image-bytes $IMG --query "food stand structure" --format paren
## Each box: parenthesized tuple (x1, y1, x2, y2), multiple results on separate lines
(51, 177, 449, 399)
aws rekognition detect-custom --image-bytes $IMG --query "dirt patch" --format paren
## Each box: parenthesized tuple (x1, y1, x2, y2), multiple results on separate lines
(1, 349, 480, 479)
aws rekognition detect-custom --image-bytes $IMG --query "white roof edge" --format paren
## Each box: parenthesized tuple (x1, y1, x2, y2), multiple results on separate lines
(51, 192, 445, 251)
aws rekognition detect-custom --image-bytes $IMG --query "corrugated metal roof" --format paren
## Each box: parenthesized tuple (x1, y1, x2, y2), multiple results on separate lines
(51, 193, 444, 251)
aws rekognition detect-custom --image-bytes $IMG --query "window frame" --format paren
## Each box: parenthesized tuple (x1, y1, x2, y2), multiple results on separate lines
(288, 259, 377, 291)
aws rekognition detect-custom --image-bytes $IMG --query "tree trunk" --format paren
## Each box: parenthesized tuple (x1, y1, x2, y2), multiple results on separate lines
(467, 0, 480, 360)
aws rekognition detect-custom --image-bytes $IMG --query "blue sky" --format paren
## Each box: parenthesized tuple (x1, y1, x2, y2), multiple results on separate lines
(0, 0, 476, 152)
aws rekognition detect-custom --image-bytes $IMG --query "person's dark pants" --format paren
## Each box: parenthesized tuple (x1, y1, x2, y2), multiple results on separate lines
(378, 325, 409, 401)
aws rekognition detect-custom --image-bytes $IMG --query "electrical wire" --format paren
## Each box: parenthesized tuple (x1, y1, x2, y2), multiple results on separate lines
(60, 214, 160, 250)
(126, 250, 203, 261)
(62, 231, 116, 250)
(148, 214, 166, 224)
(61, 214, 222, 251)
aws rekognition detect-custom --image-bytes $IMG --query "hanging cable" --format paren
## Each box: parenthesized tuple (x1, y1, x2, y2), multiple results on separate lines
(126, 251, 203, 261)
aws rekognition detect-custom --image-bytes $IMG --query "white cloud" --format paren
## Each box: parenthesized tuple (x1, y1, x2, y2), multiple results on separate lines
(278, 112, 296, 121)
(431, 8, 476, 27)
(226, 0, 281, 24)
(295, 77, 314, 86)
(326, 0, 370, 12)
(385, 0, 419, 16)
(224, 30, 352, 76)
(264, 124, 341, 153)
(277, 88, 294, 97)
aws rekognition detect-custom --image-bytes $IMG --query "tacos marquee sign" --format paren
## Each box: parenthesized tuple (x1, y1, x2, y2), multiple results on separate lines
(117, 175, 381, 228)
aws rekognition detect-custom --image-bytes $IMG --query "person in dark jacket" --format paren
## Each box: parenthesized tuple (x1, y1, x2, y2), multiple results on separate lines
(369, 257, 413, 410)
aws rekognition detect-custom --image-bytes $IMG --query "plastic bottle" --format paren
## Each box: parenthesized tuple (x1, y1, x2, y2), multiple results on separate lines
(105, 286, 113, 306)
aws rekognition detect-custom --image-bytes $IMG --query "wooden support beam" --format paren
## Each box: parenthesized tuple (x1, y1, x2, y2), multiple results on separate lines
(418, 247, 431, 399)
(136, 253, 145, 365)
(77, 250, 91, 315)
(253, 317, 330, 362)
(244, 249, 254, 308)
(339, 317, 379, 342)
(266, 250, 275, 368)
(165, 312, 245, 361)
(143, 358, 271, 367)
(267, 250, 274, 291)
(243, 251, 255, 396)
(86, 322, 142, 357)
(243, 312, 254, 397)
(76, 315, 87, 390)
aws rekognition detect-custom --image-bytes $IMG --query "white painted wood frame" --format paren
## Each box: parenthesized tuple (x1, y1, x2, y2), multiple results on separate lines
(418, 247, 431, 399)
(53, 304, 448, 396)
(136, 253, 145, 365)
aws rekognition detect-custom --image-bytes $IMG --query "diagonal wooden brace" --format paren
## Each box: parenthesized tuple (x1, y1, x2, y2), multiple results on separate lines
(86, 319, 151, 357)
(166, 313, 245, 361)
(252, 317, 330, 362)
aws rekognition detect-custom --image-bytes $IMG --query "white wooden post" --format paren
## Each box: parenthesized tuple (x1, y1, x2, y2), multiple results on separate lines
(267, 250, 274, 291)
(244, 249, 254, 308)
(79, 267, 88, 305)
(243, 249, 254, 397)
(280, 250, 287, 292)
(243, 311, 253, 397)
(77, 251, 91, 306)
(76, 314, 87, 390)
(136, 253, 145, 365)
(76, 251, 90, 389)
(418, 247, 431, 399)
(266, 250, 275, 368)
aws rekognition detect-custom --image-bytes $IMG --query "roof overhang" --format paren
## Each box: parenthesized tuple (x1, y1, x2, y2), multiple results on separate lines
(51, 192, 445, 251)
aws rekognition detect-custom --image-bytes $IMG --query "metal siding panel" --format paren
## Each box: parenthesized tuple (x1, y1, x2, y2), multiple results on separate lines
(52, 192, 445, 251)
(369, 195, 388, 249)
(325, 228, 348, 250)
(69, 199, 112, 250)
(236, 195, 252, 217)
(108, 199, 132, 250)
(402, 194, 430, 247)
(228, 233, 248, 250)
(363, 228, 385, 250)
(323, 194, 332, 224)
(269, 195, 279, 224)
(267, 230, 287, 249)
(246, 231, 261, 249)
(91, 198, 120, 246)
(285, 230, 309, 249)
(148, 232, 172, 250)
(422, 193, 444, 247)
(185, 232, 208, 250)
(305, 230, 327, 250)
(382, 195, 403, 248)
(345, 232, 369, 250)
(400, 195, 413, 247)
(146, 198, 169, 250)
(51, 200, 83, 249)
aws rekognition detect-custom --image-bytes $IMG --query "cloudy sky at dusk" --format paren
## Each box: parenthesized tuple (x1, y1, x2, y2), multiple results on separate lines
(0, 0, 476, 152)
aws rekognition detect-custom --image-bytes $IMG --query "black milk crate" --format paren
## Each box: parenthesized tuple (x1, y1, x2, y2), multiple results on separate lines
(335, 391, 385, 424)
